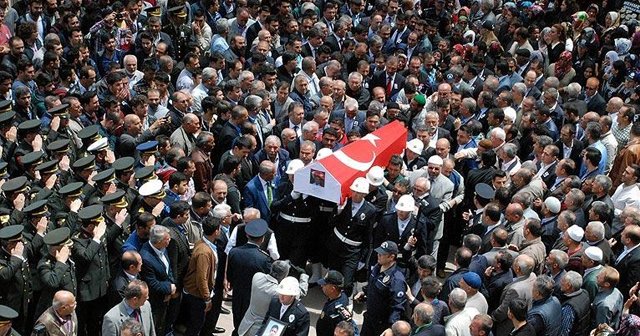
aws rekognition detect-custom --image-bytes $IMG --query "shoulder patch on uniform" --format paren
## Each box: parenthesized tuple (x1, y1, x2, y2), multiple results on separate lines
(397, 291, 404, 297)
(289, 315, 295, 323)
(383, 275, 390, 283)
(360, 213, 366, 221)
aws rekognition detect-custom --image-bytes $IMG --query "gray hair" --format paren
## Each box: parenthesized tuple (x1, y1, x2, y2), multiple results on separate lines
(216, 19, 229, 33)
(484, 76, 499, 91)
(593, 175, 612, 193)
(270, 260, 291, 282)
(348, 72, 363, 82)
(586, 221, 606, 241)
(212, 204, 231, 219)
(243, 207, 260, 219)
(533, 274, 555, 299)
(149, 225, 170, 244)
(121, 319, 145, 336)
(258, 160, 276, 174)
(369, 34, 383, 46)
(202, 67, 216, 81)
(414, 303, 434, 324)
(544, 77, 560, 88)
(461, 97, 476, 112)
(300, 140, 317, 152)
(449, 65, 464, 78)
(502, 143, 518, 159)
(490, 127, 506, 141)
(449, 288, 467, 310)
(302, 121, 319, 133)
(512, 82, 526, 95)
(344, 98, 359, 110)
(196, 131, 214, 148)
(563, 271, 583, 291)
(549, 249, 569, 269)
(264, 135, 281, 147)
(565, 83, 582, 98)
(238, 70, 254, 82)
(244, 95, 263, 112)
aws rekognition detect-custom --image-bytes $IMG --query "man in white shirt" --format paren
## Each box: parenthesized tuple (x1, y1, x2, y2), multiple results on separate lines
(611, 165, 640, 234)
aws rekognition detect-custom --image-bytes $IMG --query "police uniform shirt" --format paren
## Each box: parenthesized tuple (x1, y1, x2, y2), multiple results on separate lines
(397, 217, 411, 236)
(316, 292, 350, 336)
(351, 200, 363, 217)
(366, 263, 406, 323)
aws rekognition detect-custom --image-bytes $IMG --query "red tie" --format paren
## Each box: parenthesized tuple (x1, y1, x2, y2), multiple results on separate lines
(386, 76, 392, 96)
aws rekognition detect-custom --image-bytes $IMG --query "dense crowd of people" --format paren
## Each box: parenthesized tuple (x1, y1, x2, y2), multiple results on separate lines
(0, 0, 639, 335)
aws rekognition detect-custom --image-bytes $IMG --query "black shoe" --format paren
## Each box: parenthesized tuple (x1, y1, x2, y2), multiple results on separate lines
(220, 306, 230, 314)
(212, 327, 225, 334)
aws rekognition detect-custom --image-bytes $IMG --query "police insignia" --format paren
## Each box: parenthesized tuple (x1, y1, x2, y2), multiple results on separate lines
(383, 275, 390, 283)
(289, 315, 295, 323)
(397, 292, 404, 297)
(360, 213, 366, 221)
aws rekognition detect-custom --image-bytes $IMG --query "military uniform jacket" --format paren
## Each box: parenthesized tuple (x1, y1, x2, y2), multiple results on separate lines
(227, 243, 272, 308)
(365, 263, 407, 324)
(331, 199, 377, 247)
(365, 187, 389, 222)
(0, 247, 32, 314)
(22, 223, 47, 291)
(263, 297, 310, 336)
(71, 231, 110, 302)
(37, 255, 77, 308)
(316, 292, 351, 336)
(104, 214, 129, 277)
(271, 180, 317, 222)
(116, 180, 138, 211)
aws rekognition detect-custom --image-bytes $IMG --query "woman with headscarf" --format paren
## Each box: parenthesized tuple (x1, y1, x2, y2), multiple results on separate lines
(602, 50, 620, 77)
(546, 51, 576, 87)
(602, 59, 627, 100)
(615, 38, 632, 61)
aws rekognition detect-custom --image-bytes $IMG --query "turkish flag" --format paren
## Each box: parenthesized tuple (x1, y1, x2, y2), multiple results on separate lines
(294, 121, 408, 203)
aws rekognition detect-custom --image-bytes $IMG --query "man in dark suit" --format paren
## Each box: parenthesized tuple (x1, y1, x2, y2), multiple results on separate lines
(331, 102, 365, 135)
(368, 56, 405, 100)
(584, 77, 606, 115)
(538, 145, 559, 189)
(614, 226, 640, 299)
(484, 250, 515, 312)
(139, 225, 177, 336)
(555, 124, 584, 168)
(212, 105, 248, 162)
(412, 177, 443, 258)
(242, 160, 277, 220)
(374, 195, 418, 270)
(464, 151, 498, 208)
(109, 251, 142, 306)
(227, 219, 272, 332)
(218, 135, 257, 191)
(262, 277, 310, 336)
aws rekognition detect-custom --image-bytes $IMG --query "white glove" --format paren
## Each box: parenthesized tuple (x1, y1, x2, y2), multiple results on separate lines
(291, 191, 301, 199)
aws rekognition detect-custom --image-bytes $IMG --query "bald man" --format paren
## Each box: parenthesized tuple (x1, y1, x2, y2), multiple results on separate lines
(584, 77, 606, 115)
(491, 254, 537, 335)
(109, 251, 143, 305)
(33, 290, 78, 336)
(170, 113, 200, 155)
(116, 114, 159, 157)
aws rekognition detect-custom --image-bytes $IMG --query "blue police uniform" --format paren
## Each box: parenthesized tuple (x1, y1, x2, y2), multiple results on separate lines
(316, 292, 355, 336)
(361, 263, 407, 336)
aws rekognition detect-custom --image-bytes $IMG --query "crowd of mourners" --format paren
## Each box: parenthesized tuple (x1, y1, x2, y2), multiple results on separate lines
(0, 0, 640, 335)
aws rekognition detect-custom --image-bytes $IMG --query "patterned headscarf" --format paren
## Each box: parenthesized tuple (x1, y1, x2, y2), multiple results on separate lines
(617, 314, 640, 336)
(616, 38, 632, 57)
(554, 51, 573, 79)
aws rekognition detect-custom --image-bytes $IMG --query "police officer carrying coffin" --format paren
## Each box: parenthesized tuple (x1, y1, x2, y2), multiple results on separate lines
(326, 177, 378, 296)
(0, 225, 32, 335)
(36, 227, 77, 319)
(365, 166, 390, 221)
(316, 270, 356, 336)
(375, 194, 419, 274)
(271, 159, 316, 268)
(354, 241, 407, 336)
(72, 205, 111, 336)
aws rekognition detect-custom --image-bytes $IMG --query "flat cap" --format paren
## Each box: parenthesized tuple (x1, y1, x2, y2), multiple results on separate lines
(72, 155, 96, 171)
(58, 182, 83, 197)
(139, 179, 165, 198)
(18, 119, 41, 132)
(475, 183, 495, 200)
(43, 227, 71, 246)
(0, 225, 23, 241)
(136, 141, 158, 154)
(101, 189, 128, 208)
(47, 139, 71, 154)
(0, 305, 18, 322)
(92, 168, 116, 185)
(78, 204, 104, 223)
(113, 157, 135, 172)
(87, 137, 109, 153)
(1, 176, 28, 193)
(245, 219, 269, 237)
(23, 199, 48, 217)
(21, 151, 44, 166)
(35, 159, 59, 175)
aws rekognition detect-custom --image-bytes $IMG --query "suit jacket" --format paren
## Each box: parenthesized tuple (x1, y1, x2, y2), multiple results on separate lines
(191, 147, 213, 192)
(492, 273, 537, 336)
(263, 297, 310, 336)
(526, 85, 542, 100)
(414, 195, 443, 257)
(325, 33, 344, 53)
(108, 270, 138, 306)
(164, 218, 192, 287)
(214, 121, 241, 159)
(369, 70, 405, 99)
(486, 269, 514, 312)
(615, 247, 640, 299)
(242, 175, 275, 220)
(539, 161, 558, 189)
(32, 307, 78, 336)
(169, 126, 195, 156)
(375, 213, 417, 267)
(139, 242, 175, 305)
(586, 93, 606, 115)
(238, 272, 279, 336)
(555, 139, 583, 169)
(331, 110, 365, 134)
(414, 323, 446, 336)
(102, 300, 156, 336)
(254, 148, 290, 185)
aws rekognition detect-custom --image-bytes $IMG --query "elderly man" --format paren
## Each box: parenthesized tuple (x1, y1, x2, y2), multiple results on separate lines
(289, 74, 313, 118)
(262, 277, 310, 336)
(559, 271, 591, 336)
(242, 161, 277, 220)
(170, 113, 200, 156)
(611, 165, 640, 234)
(191, 131, 215, 192)
(33, 290, 78, 336)
(444, 288, 479, 336)
(492, 254, 537, 335)
(412, 303, 445, 336)
(254, 135, 290, 185)
(593, 266, 624, 329)
(527, 275, 561, 335)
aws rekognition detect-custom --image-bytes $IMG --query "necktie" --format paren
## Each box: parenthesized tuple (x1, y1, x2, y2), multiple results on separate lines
(266, 183, 273, 206)
(386, 76, 392, 96)
(293, 125, 299, 135)
(131, 309, 140, 322)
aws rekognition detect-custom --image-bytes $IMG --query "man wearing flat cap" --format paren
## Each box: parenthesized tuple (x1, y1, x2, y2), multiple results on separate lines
(0, 225, 32, 334)
(72, 205, 111, 336)
(36, 227, 77, 318)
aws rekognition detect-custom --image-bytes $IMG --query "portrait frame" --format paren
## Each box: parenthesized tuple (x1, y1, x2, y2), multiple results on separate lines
(259, 316, 287, 336)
